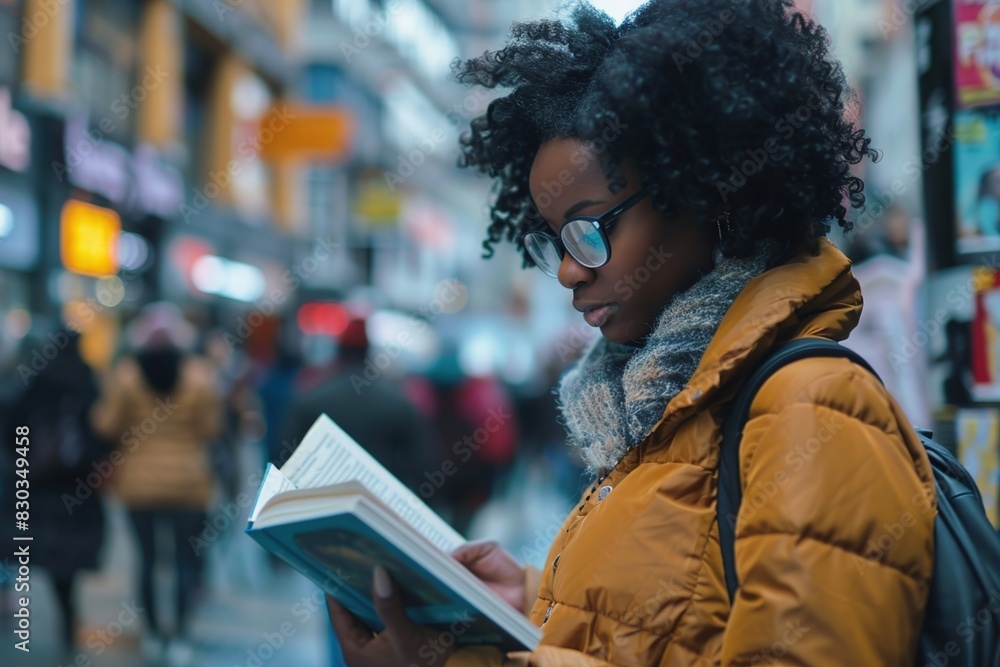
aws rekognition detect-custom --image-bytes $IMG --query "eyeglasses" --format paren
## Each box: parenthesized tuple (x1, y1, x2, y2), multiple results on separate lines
(522, 190, 647, 278)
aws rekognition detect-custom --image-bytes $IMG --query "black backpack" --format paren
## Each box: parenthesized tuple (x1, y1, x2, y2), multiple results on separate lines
(717, 337, 1000, 667)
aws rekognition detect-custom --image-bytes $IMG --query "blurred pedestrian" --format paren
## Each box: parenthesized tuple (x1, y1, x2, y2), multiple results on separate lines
(281, 317, 436, 492)
(3, 329, 108, 650)
(426, 347, 520, 534)
(282, 316, 436, 667)
(256, 325, 303, 468)
(90, 302, 221, 664)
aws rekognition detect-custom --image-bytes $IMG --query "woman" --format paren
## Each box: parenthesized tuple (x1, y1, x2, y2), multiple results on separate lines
(4, 330, 107, 649)
(328, 2, 936, 665)
(91, 302, 222, 662)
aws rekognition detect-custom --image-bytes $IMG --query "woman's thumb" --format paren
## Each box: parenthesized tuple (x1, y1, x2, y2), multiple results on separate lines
(372, 565, 409, 631)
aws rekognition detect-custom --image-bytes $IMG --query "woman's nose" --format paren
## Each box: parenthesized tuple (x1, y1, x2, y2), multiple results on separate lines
(557, 251, 596, 290)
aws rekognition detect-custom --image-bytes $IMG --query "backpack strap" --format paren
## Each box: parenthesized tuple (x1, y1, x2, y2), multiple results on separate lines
(718, 337, 882, 603)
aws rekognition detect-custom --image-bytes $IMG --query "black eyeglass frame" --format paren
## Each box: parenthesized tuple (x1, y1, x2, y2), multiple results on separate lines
(522, 190, 648, 277)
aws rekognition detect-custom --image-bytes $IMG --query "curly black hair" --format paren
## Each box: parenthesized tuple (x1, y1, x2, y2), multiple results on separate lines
(453, 0, 878, 265)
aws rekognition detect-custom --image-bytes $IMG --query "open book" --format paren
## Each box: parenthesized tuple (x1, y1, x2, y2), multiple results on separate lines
(246, 414, 542, 653)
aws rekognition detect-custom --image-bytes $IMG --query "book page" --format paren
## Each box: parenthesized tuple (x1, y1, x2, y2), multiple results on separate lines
(249, 463, 297, 524)
(279, 414, 464, 552)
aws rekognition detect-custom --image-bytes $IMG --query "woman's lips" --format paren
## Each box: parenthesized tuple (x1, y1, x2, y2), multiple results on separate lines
(583, 303, 618, 327)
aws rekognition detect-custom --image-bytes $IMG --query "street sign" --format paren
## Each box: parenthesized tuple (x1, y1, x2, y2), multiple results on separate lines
(258, 104, 354, 162)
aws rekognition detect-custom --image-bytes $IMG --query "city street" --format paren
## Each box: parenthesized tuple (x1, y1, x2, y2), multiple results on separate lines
(0, 0, 998, 665)
(0, 464, 332, 666)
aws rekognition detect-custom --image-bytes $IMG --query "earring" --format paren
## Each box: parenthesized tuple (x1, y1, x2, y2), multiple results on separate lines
(714, 210, 731, 240)
(713, 211, 731, 266)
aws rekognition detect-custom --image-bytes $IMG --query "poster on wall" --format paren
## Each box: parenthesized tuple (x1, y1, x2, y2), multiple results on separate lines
(953, 109, 1000, 254)
(970, 265, 1000, 402)
(955, 408, 1000, 529)
(955, 0, 1000, 108)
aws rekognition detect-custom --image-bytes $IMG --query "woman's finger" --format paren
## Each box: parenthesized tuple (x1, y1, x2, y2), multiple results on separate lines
(327, 595, 374, 649)
(371, 565, 413, 634)
(451, 539, 496, 565)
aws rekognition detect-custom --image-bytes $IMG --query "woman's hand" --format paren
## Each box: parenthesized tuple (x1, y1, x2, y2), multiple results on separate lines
(328, 565, 457, 667)
(451, 540, 525, 612)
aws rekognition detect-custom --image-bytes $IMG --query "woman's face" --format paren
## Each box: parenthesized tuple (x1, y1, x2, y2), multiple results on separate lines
(528, 137, 715, 345)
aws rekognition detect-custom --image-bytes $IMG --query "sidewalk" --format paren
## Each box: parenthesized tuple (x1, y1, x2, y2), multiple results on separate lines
(0, 473, 333, 666)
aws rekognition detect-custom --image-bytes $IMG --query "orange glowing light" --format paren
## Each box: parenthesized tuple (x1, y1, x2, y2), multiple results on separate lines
(60, 200, 121, 277)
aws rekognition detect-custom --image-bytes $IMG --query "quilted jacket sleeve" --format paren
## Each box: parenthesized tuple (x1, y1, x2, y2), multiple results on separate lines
(445, 566, 623, 667)
(720, 356, 936, 666)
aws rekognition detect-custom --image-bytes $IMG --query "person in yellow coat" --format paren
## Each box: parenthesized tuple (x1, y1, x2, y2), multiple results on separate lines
(91, 302, 222, 663)
(328, 1, 936, 665)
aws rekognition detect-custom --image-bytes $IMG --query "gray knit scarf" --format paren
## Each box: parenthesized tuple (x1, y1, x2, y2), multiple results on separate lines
(556, 242, 781, 477)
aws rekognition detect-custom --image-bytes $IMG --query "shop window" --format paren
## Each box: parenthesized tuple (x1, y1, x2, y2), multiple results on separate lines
(310, 0, 333, 15)
(0, 0, 18, 86)
(304, 64, 342, 103)
(183, 35, 215, 192)
(71, 0, 139, 144)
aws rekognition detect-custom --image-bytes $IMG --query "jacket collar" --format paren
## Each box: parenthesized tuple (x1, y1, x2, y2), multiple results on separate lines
(642, 237, 863, 446)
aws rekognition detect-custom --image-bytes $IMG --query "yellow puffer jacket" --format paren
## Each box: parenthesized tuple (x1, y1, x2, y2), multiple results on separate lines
(452, 238, 936, 667)
(91, 354, 222, 510)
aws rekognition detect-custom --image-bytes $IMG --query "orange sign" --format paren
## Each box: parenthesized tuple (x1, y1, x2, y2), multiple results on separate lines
(60, 200, 121, 276)
(258, 105, 354, 162)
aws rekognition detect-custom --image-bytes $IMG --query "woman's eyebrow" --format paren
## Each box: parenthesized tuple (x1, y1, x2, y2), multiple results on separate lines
(564, 200, 604, 219)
